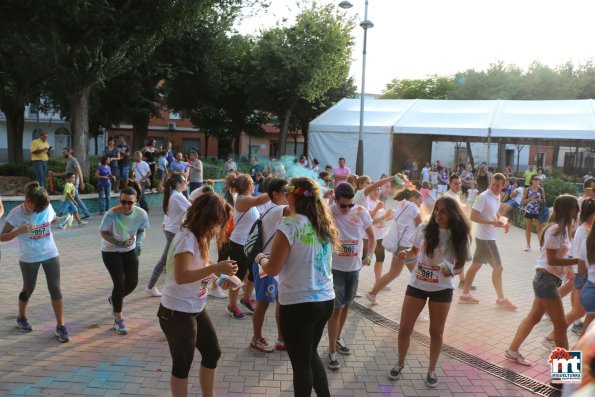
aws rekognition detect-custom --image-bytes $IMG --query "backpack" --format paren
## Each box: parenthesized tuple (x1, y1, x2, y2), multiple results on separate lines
(244, 207, 275, 263)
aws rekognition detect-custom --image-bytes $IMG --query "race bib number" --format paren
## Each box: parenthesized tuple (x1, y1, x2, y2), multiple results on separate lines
(339, 240, 359, 257)
(415, 262, 440, 283)
(198, 278, 210, 298)
(28, 222, 50, 240)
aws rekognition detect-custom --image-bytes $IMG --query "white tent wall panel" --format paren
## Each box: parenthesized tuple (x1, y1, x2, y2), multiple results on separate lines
(430, 142, 530, 169)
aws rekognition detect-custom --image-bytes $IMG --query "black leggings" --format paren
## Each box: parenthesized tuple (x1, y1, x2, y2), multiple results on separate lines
(229, 240, 253, 282)
(158, 304, 221, 378)
(19, 257, 62, 301)
(102, 250, 139, 313)
(280, 299, 334, 397)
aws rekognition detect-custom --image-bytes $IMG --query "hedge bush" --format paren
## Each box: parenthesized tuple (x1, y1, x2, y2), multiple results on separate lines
(540, 177, 578, 206)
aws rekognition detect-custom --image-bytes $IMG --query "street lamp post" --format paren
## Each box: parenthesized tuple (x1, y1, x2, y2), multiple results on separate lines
(339, 0, 373, 176)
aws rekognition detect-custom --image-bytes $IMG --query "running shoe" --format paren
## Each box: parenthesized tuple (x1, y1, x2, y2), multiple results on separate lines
(335, 338, 351, 355)
(16, 316, 32, 332)
(113, 318, 128, 335)
(354, 292, 362, 298)
(541, 337, 555, 350)
(571, 322, 583, 335)
(240, 298, 255, 313)
(496, 298, 517, 311)
(55, 325, 70, 343)
(327, 352, 340, 370)
(458, 294, 479, 304)
(505, 349, 531, 366)
(81, 215, 90, 220)
(250, 337, 274, 353)
(144, 286, 162, 297)
(387, 365, 404, 380)
(275, 339, 286, 351)
(78, 220, 88, 226)
(524, 246, 531, 252)
(208, 286, 227, 299)
(425, 372, 438, 388)
(416, 315, 430, 323)
(226, 305, 245, 319)
(366, 292, 378, 305)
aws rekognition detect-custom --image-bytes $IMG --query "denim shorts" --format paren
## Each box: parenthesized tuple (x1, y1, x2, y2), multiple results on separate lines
(59, 200, 77, 215)
(574, 273, 587, 290)
(506, 199, 519, 208)
(580, 281, 595, 314)
(332, 269, 359, 309)
(533, 270, 562, 299)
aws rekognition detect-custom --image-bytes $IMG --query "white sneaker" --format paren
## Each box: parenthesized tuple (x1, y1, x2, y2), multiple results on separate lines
(416, 315, 430, 323)
(144, 286, 162, 297)
(524, 246, 531, 252)
(78, 220, 88, 226)
(208, 287, 227, 299)
(366, 292, 378, 305)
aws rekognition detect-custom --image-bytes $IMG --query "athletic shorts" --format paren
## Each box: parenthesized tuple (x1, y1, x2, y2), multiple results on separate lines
(362, 239, 385, 263)
(332, 269, 359, 309)
(506, 200, 519, 208)
(405, 285, 453, 303)
(581, 281, 595, 314)
(533, 270, 562, 299)
(524, 212, 540, 220)
(472, 239, 502, 267)
(59, 200, 77, 215)
(252, 262, 278, 303)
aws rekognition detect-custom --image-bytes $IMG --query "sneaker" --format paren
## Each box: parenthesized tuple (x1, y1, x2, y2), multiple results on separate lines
(240, 298, 255, 313)
(541, 337, 555, 350)
(335, 338, 351, 355)
(458, 281, 477, 290)
(208, 286, 227, 299)
(275, 339, 286, 351)
(78, 220, 88, 226)
(250, 337, 274, 353)
(113, 318, 128, 335)
(458, 294, 479, 304)
(524, 246, 531, 252)
(505, 349, 531, 366)
(226, 305, 245, 319)
(327, 352, 340, 370)
(16, 316, 32, 332)
(144, 286, 162, 297)
(571, 322, 583, 335)
(388, 365, 404, 380)
(416, 315, 430, 323)
(425, 372, 438, 388)
(354, 292, 362, 298)
(496, 298, 517, 311)
(55, 325, 70, 342)
(366, 292, 378, 305)
(81, 215, 90, 220)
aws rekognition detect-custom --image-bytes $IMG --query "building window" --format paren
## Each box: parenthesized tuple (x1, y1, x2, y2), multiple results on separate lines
(535, 152, 545, 168)
(169, 112, 182, 120)
(152, 137, 166, 150)
(54, 127, 71, 153)
(183, 138, 200, 155)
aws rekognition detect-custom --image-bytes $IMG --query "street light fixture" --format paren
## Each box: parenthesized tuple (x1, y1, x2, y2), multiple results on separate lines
(339, 0, 373, 176)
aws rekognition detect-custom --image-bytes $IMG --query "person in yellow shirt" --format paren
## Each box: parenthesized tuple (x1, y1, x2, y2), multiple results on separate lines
(523, 164, 535, 187)
(30, 130, 51, 188)
(57, 173, 87, 229)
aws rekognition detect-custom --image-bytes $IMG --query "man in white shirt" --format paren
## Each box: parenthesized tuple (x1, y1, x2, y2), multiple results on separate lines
(132, 151, 151, 211)
(459, 173, 517, 311)
(443, 174, 463, 203)
(327, 183, 376, 370)
(421, 163, 431, 183)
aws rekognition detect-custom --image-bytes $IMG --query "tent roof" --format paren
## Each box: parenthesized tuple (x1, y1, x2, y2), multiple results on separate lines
(309, 98, 595, 141)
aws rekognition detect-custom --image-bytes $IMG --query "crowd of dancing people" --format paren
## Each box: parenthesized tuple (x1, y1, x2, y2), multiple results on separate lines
(1, 149, 594, 397)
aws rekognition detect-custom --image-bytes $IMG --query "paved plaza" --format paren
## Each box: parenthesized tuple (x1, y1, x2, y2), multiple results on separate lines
(0, 200, 570, 396)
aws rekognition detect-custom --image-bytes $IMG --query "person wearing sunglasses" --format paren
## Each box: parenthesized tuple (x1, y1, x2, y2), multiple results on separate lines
(327, 183, 376, 370)
(100, 186, 150, 335)
(521, 175, 546, 252)
(579, 178, 595, 209)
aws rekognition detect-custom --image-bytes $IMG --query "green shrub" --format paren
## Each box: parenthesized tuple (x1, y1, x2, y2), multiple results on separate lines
(540, 177, 578, 206)
(203, 163, 226, 179)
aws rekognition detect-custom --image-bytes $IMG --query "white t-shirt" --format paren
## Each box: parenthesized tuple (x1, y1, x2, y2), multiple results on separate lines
(100, 207, 150, 252)
(6, 204, 59, 262)
(512, 187, 524, 205)
(580, 241, 595, 283)
(421, 167, 430, 182)
(466, 189, 479, 204)
(163, 190, 191, 234)
(260, 205, 286, 251)
(230, 197, 260, 245)
(390, 200, 420, 248)
(443, 189, 462, 203)
(160, 228, 211, 313)
(535, 224, 570, 280)
(408, 224, 458, 291)
(132, 161, 151, 182)
(331, 204, 373, 272)
(188, 186, 210, 202)
(571, 223, 589, 273)
(354, 190, 369, 206)
(367, 198, 387, 239)
(276, 215, 335, 305)
(472, 189, 500, 241)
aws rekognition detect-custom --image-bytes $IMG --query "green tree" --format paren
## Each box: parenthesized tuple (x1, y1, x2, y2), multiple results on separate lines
(380, 75, 454, 99)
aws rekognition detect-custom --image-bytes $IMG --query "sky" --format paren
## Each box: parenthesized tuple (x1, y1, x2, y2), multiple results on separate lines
(236, 0, 595, 94)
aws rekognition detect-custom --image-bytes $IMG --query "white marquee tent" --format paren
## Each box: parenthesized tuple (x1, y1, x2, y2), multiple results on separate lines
(308, 98, 595, 179)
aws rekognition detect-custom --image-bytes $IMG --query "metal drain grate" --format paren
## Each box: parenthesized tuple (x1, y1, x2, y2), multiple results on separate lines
(351, 301, 561, 397)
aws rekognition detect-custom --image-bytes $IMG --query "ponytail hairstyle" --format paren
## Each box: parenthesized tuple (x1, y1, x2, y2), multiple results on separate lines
(579, 198, 595, 225)
(182, 192, 233, 260)
(346, 174, 358, 189)
(222, 173, 237, 207)
(231, 173, 252, 195)
(24, 182, 50, 213)
(356, 175, 371, 191)
(539, 194, 579, 248)
(290, 177, 339, 249)
(395, 188, 422, 202)
(163, 174, 186, 215)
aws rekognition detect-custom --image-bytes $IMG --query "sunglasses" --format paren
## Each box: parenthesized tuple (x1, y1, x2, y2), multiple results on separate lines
(339, 203, 355, 209)
(120, 200, 135, 206)
(324, 179, 332, 183)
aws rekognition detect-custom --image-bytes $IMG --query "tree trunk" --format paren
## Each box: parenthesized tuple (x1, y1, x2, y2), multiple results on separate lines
(466, 142, 474, 169)
(552, 144, 560, 169)
(68, 86, 92, 180)
(5, 102, 25, 163)
(204, 133, 210, 160)
(279, 108, 291, 156)
(132, 119, 149, 153)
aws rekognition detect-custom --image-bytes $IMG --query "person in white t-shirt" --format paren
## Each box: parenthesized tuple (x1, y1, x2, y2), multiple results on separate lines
(579, 218, 595, 337)
(256, 177, 337, 397)
(459, 173, 517, 311)
(353, 173, 404, 207)
(327, 183, 375, 370)
(145, 174, 191, 297)
(0, 182, 70, 342)
(250, 179, 291, 353)
(387, 196, 471, 388)
(506, 194, 579, 367)
(421, 163, 430, 183)
(364, 187, 394, 286)
(132, 151, 151, 212)
(157, 192, 237, 397)
(367, 189, 422, 304)
(499, 179, 523, 218)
